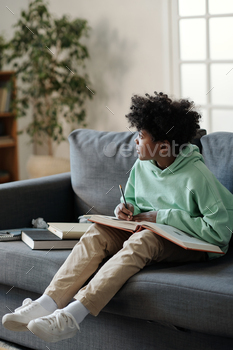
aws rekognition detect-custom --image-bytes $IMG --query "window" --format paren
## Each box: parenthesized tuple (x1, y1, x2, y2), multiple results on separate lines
(171, 0, 233, 133)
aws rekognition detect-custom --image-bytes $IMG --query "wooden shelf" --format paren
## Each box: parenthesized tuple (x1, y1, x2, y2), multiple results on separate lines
(0, 112, 15, 117)
(0, 142, 15, 148)
(0, 71, 18, 183)
(0, 172, 10, 184)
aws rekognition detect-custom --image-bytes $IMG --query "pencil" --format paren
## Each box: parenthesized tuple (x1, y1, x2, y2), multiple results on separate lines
(119, 184, 128, 209)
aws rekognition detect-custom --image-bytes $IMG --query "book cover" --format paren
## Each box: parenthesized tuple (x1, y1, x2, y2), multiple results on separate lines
(0, 229, 21, 242)
(0, 135, 14, 145)
(21, 229, 80, 250)
(87, 215, 224, 254)
(0, 88, 8, 112)
(5, 84, 12, 112)
(0, 88, 3, 111)
(47, 223, 92, 239)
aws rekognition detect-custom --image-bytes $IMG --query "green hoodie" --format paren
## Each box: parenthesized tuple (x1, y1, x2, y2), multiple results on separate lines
(115, 144, 233, 260)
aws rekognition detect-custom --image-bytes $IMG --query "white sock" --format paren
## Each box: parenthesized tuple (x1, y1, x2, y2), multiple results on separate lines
(36, 294, 58, 313)
(63, 300, 90, 325)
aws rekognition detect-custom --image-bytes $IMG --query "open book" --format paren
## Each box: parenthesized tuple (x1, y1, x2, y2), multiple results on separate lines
(87, 215, 224, 254)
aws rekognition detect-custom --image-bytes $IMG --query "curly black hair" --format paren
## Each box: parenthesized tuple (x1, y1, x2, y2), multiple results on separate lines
(125, 91, 202, 155)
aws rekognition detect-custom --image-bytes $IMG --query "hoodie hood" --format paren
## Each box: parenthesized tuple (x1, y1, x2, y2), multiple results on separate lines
(145, 143, 204, 176)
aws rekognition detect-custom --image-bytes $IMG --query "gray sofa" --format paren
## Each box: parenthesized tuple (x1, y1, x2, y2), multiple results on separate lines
(1, 128, 233, 350)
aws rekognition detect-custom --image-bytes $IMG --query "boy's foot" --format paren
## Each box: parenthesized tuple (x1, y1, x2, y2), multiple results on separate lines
(2, 298, 52, 332)
(27, 309, 80, 343)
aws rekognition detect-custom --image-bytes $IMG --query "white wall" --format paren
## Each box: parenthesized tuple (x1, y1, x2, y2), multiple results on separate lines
(0, 0, 33, 180)
(0, 0, 170, 179)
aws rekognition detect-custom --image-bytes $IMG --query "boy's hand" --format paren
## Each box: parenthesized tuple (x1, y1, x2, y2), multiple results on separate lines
(133, 211, 158, 223)
(115, 203, 134, 221)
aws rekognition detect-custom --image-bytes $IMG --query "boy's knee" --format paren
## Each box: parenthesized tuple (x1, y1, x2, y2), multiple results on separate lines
(129, 229, 158, 243)
(81, 223, 107, 242)
(80, 223, 115, 251)
(123, 229, 164, 259)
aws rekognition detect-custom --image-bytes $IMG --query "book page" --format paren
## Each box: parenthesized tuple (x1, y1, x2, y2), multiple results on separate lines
(88, 215, 222, 253)
(141, 222, 216, 247)
(88, 215, 138, 230)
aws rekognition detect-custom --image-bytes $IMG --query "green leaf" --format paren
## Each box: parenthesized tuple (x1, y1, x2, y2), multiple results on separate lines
(4, 0, 94, 153)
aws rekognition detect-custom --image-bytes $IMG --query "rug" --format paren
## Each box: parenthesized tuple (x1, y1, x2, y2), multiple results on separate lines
(0, 339, 31, 350)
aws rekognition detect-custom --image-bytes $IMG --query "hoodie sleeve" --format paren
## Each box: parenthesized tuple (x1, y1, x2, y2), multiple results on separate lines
(156, 181, 233, 249)
(114, 163, 141, 217)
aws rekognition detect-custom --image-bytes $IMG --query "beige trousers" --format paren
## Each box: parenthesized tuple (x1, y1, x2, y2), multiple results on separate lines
(44, 223, 207, 316)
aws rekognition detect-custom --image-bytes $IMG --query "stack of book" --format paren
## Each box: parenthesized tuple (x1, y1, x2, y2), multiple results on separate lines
(21, 223, 92, 250)
(0, 170, 10, 184)
(0, 81, 12, 113)
(0, 135, 14, 146)
(21, 215, 223, 254)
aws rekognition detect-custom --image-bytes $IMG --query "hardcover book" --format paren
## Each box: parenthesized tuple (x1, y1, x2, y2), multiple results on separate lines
(47, 223, 92, 239)
(87, 215, 224, 254)
(21, 229, 79, 250)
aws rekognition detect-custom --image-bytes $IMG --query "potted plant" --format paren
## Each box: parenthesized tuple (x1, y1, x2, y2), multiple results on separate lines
(0, 34, 7, 71)
(4, 0, 94, 176)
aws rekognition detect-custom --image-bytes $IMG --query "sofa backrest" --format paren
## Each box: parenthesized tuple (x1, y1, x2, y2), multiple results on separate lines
(69, 128, 206, 218)
(201, 132, 233, 194)
(69, 129, 137, 217)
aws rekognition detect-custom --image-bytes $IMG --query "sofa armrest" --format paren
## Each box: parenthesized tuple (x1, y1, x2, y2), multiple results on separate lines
(0, 172, 75, 230)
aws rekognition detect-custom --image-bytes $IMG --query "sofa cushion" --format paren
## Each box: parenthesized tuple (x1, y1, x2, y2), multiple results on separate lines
(0, 173, 74, 230)
(104, 247, 233, 338)
(68, 128, 206, 219)
(201, 132, 233, 194)
(68, 129, 137, 217)
(1, 240, 233, 338)
(0, 241, 71, 295)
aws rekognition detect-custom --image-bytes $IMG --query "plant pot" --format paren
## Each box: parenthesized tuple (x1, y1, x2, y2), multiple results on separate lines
(26, 155, 70, 179)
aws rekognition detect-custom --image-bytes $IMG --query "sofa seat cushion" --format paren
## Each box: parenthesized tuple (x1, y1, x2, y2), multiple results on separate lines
(1, 240, 233, 338)
(0, 241, 71, 295)
(104, 248, 233, 338)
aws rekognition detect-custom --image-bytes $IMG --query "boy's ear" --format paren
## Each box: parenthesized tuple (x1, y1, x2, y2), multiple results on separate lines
(159, 140, 170, 154)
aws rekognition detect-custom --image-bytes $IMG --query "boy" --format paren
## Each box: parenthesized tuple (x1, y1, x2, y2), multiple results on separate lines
(2, 91, 233, 343)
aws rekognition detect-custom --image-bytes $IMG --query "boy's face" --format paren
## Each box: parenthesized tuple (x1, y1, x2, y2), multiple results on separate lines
(134, 129, 168, 161)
